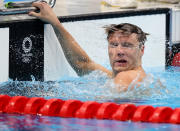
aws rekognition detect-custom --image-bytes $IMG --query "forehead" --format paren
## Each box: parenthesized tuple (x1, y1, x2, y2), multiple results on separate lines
(108, 31, 139, 43)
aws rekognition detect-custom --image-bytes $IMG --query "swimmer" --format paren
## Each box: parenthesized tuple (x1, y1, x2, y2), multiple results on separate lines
(29, 2, 149, 91)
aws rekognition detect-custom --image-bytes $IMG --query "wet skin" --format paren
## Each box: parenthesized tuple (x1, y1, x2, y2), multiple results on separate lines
(108, 32, 146, 89)
(108, 31, 144, 76)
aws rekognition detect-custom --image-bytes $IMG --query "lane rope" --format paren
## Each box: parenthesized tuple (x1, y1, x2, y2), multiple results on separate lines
(0, 95, 179, 124)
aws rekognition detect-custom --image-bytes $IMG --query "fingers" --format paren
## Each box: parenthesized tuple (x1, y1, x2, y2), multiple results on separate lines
(28, 2, 46, 17)
(31, 2, 44, 10)
(28, 11, 40, 17)
(28, 1, 55, 24)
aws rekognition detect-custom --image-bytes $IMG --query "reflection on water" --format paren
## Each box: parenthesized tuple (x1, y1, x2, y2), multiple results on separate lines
(0, 66, 180, 107)
(0, 113, 180, 131)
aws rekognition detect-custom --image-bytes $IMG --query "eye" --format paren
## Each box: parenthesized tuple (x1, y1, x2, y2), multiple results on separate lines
(109, 42, 118, 47)
(122, 42, 134, 48)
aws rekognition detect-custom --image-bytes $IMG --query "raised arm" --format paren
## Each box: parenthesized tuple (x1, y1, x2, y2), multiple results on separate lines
(29, 2, 111, 76)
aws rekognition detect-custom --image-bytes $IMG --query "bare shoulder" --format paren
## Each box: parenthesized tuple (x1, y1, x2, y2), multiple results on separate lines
(114, 69, 146, 86)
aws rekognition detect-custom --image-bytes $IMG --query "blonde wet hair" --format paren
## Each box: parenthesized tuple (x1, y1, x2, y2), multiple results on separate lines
(104, 23, 149, 46)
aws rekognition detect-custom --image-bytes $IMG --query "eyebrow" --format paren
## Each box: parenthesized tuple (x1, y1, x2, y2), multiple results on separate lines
(109, 42, 134, 45)
(122, 42, 133, 44)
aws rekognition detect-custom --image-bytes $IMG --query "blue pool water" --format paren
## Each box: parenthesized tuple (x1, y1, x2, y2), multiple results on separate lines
(0, 66, 180, 106)
(0, 66, 180, 130)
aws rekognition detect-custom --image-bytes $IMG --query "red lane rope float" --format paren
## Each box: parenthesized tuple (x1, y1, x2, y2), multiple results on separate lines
(112, 104, 136, 121)
(96, 102, 119, 119)
(0, 95, 11, 113)
(75, 101, 101, 119)
(5, 96, 29, 114)
(59, 100, 83, 118)
(0, 95, 179, 124)
(149, 106, 173, 123)
(24, 97, 47, 115)
(39, 98, 64, 116)
(132, 105, 155, 122)
(170, 108, 180, 124)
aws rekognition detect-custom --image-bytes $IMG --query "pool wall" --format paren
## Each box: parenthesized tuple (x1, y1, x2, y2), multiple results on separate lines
(0, 8, 175, 82)
(0, 21, 76, 82)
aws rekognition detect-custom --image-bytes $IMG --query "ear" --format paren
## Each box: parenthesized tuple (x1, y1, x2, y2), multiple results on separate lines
(140, 45, 145, 55)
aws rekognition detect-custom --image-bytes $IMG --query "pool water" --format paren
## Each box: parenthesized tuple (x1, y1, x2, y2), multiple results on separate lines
(0, 66, 179, 130)
(0, 66, 180, 105)
(0, 67, 180, 131)
(0, 114, 180, 131)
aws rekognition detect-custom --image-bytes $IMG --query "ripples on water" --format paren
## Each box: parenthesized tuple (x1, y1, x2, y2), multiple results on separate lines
(0, 67, 180, 107)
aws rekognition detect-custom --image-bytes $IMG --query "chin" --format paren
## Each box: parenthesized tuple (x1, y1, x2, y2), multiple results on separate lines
(113, 63, 129, 71)
(114, 67, 128, 73)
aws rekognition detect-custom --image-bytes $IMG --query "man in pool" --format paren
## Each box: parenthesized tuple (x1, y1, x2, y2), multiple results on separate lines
(29, 2, 149, 91)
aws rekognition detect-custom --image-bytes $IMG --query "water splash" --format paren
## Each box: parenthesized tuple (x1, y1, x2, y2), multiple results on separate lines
(0, 67, 179, 107)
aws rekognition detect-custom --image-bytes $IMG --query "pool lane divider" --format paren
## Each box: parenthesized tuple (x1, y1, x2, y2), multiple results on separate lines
(0, 95, 179, 124)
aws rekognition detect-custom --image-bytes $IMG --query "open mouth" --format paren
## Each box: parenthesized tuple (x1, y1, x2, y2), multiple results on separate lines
(118, 59, 127, 63)
(114, 59, 127, 66)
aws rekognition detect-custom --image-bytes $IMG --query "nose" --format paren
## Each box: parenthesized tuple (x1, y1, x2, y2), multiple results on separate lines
(116, 45, 125, 56)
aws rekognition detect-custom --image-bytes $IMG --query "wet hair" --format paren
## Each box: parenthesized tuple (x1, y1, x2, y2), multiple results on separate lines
(104, 23, 149, 46)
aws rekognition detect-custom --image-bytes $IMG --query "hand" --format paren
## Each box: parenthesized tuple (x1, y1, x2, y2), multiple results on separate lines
(29, 2, 60, 26)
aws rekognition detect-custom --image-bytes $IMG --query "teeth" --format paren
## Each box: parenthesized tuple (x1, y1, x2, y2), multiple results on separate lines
(118, 60, 126, 63)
